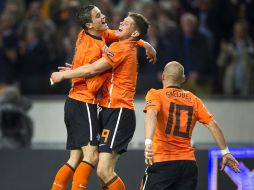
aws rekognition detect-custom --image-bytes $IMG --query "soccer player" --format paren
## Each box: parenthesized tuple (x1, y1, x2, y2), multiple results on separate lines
(51, 5, 156, 190)
(140, 61, 240, 190)
(51, 12, 150, 190)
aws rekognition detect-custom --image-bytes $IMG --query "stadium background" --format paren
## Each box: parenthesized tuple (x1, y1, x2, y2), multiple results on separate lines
(0, 0, 254, 189)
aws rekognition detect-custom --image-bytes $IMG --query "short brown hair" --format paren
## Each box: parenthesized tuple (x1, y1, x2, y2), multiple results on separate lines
(128, 12, 149, 40)
(76, 5, 95, 30)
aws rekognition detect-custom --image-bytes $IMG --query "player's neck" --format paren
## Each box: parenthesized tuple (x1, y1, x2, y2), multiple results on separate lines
(119, 36, 136, 41)
(163, 81, 180, 88)
(86, 29, 104, 38)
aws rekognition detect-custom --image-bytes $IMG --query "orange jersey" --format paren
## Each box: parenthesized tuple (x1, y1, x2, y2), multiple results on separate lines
(68, 29, 118, 103)
(99, 41, 138, 110)
(144, 86, 214, 162)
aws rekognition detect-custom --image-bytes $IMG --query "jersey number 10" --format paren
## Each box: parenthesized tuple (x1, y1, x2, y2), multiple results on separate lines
(165, 102, 193, 138)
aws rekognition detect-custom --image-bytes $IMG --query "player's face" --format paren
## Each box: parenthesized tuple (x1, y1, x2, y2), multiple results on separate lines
(90, 7, 108, 31)
(117, 16, 136, 40)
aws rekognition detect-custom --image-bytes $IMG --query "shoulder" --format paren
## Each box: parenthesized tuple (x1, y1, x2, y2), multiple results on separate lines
(78, 29, 84, 36)
(146, 88, 161, 98)
(187, 91, 204, 106)
(109, 41, 135, 52)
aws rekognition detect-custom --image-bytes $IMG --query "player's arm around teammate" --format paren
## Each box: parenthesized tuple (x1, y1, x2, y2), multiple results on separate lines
(52, 12, 150, 190)
(51, 5, 156, 190)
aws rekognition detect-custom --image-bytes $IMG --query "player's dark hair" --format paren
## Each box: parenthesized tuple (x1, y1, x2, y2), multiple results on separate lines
(128, 12, 150, 40)
(76, 5, 95, 30)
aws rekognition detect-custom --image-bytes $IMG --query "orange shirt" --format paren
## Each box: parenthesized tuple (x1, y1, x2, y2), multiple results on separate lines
(68, 29, 118, 103)
(144, 86, 214, 162)
(100, 40, 138, 110)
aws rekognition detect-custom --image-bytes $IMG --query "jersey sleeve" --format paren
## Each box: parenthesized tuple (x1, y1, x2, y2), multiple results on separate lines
(136, 39, 144, 47)
(102, 42, 125, 69)
(143, 89, 161, 113)
(195, 97, 214, 124)
(103, 29, 119, 42)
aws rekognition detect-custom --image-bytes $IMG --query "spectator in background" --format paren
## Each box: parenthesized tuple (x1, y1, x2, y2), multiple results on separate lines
(61, 24, 79, 63)
(168, 13, 211, 94)
(158, 0, 184, 23)
(18, 27, 50, 94)
(195, 0, 215, 54)
(157, 8, 178, 39)
(217, 20, 254, 95)
(17, 1, 56, 61)
(0, 0, 253, 96)
(3, 1, 25, 24)
(18, 1, 56, 40)
(0, 13, 19, 87)
(0, 1, 4, 14)
(114, 0, 142, 16)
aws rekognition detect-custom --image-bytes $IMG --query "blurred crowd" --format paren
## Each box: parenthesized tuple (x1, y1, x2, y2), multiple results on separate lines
(0, 0, 254, 96)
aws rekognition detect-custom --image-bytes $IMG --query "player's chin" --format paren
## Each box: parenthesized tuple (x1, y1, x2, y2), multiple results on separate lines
(100, 25, 108, 31)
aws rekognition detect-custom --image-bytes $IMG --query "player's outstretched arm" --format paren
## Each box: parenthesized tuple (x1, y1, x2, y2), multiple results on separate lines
(144, 109, 158, 165)
(137, 40, 157, 64)
(205, 120, 240, 173)
(104, 30, 157, 63)
(50, 57, 112, 84)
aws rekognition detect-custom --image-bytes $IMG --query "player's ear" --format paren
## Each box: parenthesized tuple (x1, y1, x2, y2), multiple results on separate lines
(131, 30, 140, 38)
(161, 72, 165, 81)
(181, 74, 186, 84)
(85, 23, 93, 29)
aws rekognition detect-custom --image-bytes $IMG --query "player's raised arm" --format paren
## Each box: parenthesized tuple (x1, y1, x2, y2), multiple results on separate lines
(204, 120, 240, 173)
(104, 30, 157, 64)
(137, 40, 157, 64)
(50, 57, 112, 84)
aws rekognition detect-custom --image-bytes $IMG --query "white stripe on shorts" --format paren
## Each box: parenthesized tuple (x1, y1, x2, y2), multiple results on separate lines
(108, 69, 114, 108)
(142, 166, 149, 190)
(110, 108, 123, 148)
(85, 103, 93, 141)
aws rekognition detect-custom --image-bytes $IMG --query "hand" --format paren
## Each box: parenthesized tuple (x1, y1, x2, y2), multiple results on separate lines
(101, 45, 108, 54)
(221, 153, 240, 173)
(58, 62, 72, 72)
(144, 144, 154, 165)
(143, 42, 157, 64)
(51, 72, 65, 84)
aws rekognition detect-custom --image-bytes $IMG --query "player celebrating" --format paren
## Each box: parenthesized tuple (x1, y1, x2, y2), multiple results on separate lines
(51, 12, 150, 190)
(51, 5, 156, 190)
(140, 61, 240, 190)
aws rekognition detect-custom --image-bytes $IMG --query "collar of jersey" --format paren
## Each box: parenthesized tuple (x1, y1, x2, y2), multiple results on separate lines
(85, 31, 103, 41)
(167, 86, 181, 89)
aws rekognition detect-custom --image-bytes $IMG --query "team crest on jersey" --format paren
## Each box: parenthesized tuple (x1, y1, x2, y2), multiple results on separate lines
(106, 51, 114, 57)
(146, 100, 152, 105)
